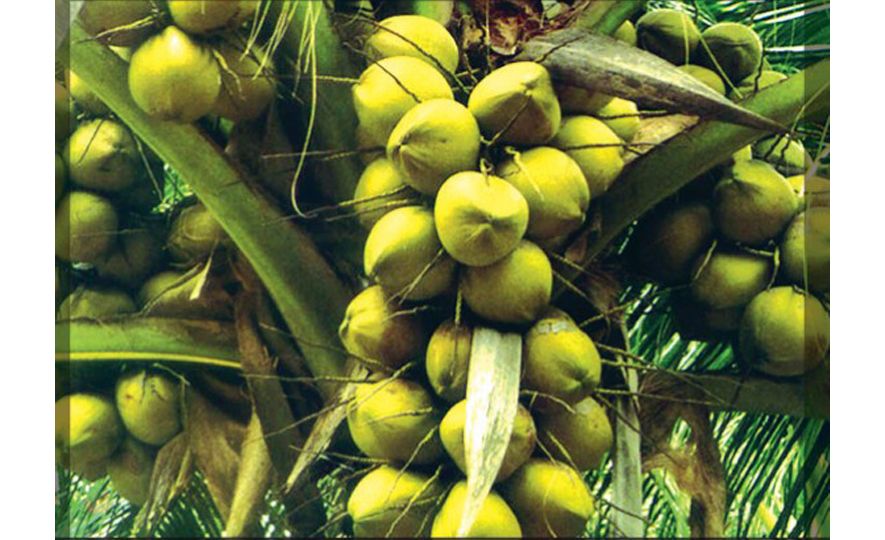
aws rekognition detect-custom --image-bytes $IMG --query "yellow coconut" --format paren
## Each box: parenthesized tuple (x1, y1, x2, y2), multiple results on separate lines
(677, 64, 727, 95)
(166, 203, 229, 265)
(353, 158, 413, 229)
(496, 147, 590, 240)
(631, 201, 715, 285)
(460, 240, 552, 325)
(780, 208, 829, 293)
(116, 370, 182, 446)
(690, 249, 773, 309)
(754, 136, 811, 176)
(434, 171, 529, 266)
(211, 41, 276, 121)
(595, 97, 641, 143)
(78, 0, 155, 46)
(787, 174, 829, 209)
(55, 191, 119, 264)
(536, 397, 613, 471)
(167, 0, 259, 34)
(347, 378, 444, 464)
(431, 481, 522, 537)
(365, 15, 460, 73)
(387, 99, 481, 195)
(440, 400, 536, 482)
(425, 320, 472, 402)
(58, 286, 137, 321)
(614, 20, 638, 46)
(107, 437, 155, 507)
(65, 119, 139, 193)
(364, 206, 457, 300)
(56, 393, 124, 477)
(551, 115, 625, 197)
(468, 61, 562, 145)
(338, 285, 427, 369)
(353, 56, 453, 149)
(348, 465, 444, 537)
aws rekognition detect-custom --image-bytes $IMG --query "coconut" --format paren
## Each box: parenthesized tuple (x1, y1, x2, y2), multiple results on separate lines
(339, 285, 427, 369)
(739, 287, 830, 377)
(58, 286, 137, 320)
(677, 64, 726, 95)
(211, 42, 276, 121)
(365, 15, 460, 73)
(56, 82, 71, 142)
(496, 147, 590, 240)
(425, 320, 471, 402)
(386, 99, 481, 195)
(460, 240, 552, 325)
(116, 370, 182, 446)
(55, 191, 119, 264)
(537, 397, 612, 472)
(107, 437, 154, 506)
(167, 203, 229, 265)
(787, 174, 829, 209)
(434, 171, 529, 266)
(56, 153, 67, 204)
(78, 0, 154, 46)
(347, 378, 444, 464)
(690, 249, 773, 310)
(353, 56, 453, 150)
(94, 227, 164, 288)
(631, 201, 714, 285)
(55, 393, 123, 477)
(556, 85, 613, 116)
(364, 206, 457, 300)
(468, 61, 561, 145)
(67, 70, 111, 115)
(431, 481, 522, 537)
(696, 22, 764, 83)
(65, 119, 139, 193)
(780, 208, 829, 293)
(754, 136, 811, 176)
(713, 159, 797, 246)
(128, 26, 221, 122)
(551, 115, 625, 197)
(440, 400, 536, 482)
(595, 97, 641, 143)
(353, 158, 413, 229)
(138, 269, 233, 320)
(167, 0, 259, 34)
(523, 308, 601, 406)
(732, 145, 753, 163)
(729, 70, 788, 100)
(347, 465, 444, 537)
(501, 458, 595, 538)
(636, 8, 701, 65)
(614, 20, 638, 46)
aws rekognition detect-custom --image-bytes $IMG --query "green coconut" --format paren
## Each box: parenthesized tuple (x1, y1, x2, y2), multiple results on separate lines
(431, 481, 522, 537)
(434, 171, 529, 266)
(551, 115, 625, 197)
(138, 269, 233, 320)
(425, 320, 472, 402)
(780, 208, 829, 294)
(347, 378, 444, 464)
(78, 0, 155, 46)
(56, 81, 72, 143)
(696, 22, 764, 83)
(55, 191, 119, 264)
(631, 201, 714, 285)
(460, 240, 552, 325)
(787, 174, 829, 209)
(67, 70, 111, 115)
(754, 136, 811, 176)
(496, 147, 590, 240)
(167, 0, 259, 34)
(468, 61, 562, 145)
(339, 285, 427, 369)
(502, 458, 595, 538)
(58, 286, 137, 320)
(729, 70, 788, 100)
(556, 85, 613, 116)
(353, 158, 413, 229)
(65, 119, 139, 193)
(636, 8, 701, 65)
(167, 203, 229, 265)
(677, 64, 726, 95)
(107, 437, 154, 506)
(614, 20, 638, 46)
(440, 401, 536, 482)
(523, 308, 601, 406)
(55, 393, 124, 477)
(386, 99, 481, 195)
(690, 249, 773, 310)
(353, 56, 453, 150)
(536, 397, 612, 472)
(595, 97, 641, 143)
(348, 465, 444, 537)
(712, 159, 798, 246)
(128, 26, 221, 122)
(116, 370, 182, 446)
(365, 15, 460, 73)
(94, 226, 164, 288)
(739, 287, 830, 377)
(364, 205, 457, 300)
(732, 144, 754, 163)
(211, 42, 276, 121)
(56, 153, 67, 204)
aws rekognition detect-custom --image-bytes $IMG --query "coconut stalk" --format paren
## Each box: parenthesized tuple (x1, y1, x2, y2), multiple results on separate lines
(64, 22, 351, 396)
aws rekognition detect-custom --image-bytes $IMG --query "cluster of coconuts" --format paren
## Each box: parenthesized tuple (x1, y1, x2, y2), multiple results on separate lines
(333, 14, 641, 537)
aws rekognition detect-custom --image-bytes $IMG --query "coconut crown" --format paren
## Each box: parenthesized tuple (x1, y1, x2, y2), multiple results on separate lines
(431, 482, 522, 537)
(696, 22, 764, 83)
(365, 15, 460, 73)
(347, 465, 444, 537)
(425, 320, 472, 402)
(636, 8, 701, 65)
